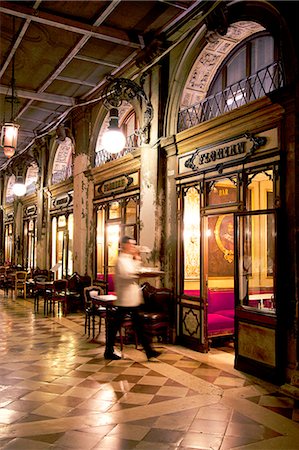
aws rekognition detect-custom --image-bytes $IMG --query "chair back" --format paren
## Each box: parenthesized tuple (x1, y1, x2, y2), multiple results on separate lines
(34, 274, 48, 283)
(84, 286, 104, 306)
(32, 268, 49, 277)
(142, 282, 174, 317)
(53, 279, 68, 294)
(93, 279, 108, 294)
(68, 273, 80, 291)
(15, 271, 28, 283)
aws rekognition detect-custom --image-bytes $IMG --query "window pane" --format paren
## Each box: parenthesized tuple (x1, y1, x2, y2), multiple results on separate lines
(208, 178, 237, 206)
(251, 36, 274, 72)
(96, 209, 105, 280)
(109, 201, 121, 219)
(227, 47, 246, 85)
(68, 214, 73, 275)
(183, 187, 200, 295)
(125, 198, 137, 224)
(246, 170, 274, 211)
(51, 217, 57, 268)
(107, 224, 120, 272)
(58, 215, 66, 227)
(238, 213, 275, 313)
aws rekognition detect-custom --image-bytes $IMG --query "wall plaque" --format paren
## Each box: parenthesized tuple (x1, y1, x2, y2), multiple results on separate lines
(181, 133, 267, 174)
(97, 173, 137, 197)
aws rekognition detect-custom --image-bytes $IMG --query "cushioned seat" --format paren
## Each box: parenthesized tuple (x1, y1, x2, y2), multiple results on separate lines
(208, 289, 234, 338)
(208, 313, 234, 336)
(216, 309, 235, 318)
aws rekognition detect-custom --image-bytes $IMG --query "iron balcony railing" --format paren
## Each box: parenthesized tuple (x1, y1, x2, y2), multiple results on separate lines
(178, 60, 284, 133)
(95, 132, 140, 167)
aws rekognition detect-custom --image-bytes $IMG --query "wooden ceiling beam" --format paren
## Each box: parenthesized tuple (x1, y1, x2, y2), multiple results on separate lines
(0, 1, 141, 48)
(0, 85, 74, 106)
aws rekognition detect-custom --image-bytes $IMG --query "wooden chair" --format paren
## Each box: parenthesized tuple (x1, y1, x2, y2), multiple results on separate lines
(15, 271, 28, 299)
(33, 274, 49, 312)
(3, 269, 15, 296)
(84, 286, 106, 338)
(0, 266, 6, 290)
(49, 279, 68, 316)
(84, 287, 138, 349)
(67, 273, 92, 313)
(140, 282, 174, 343)
(118, 313, 138, 351)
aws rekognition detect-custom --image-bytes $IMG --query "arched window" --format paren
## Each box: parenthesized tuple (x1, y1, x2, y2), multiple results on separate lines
(5, 175, 15, 204)
(178, 25, 284, 132)
(25, 162, 38, 195)
(51, 137, 73, 184)
(208, 34, 275, 113)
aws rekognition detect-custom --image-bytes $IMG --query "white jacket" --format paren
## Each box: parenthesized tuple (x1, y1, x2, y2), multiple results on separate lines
(114, 252, 143, 307)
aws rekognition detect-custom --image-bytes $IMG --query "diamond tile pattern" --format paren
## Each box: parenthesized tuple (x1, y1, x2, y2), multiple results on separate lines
(0, 294, 299, 449)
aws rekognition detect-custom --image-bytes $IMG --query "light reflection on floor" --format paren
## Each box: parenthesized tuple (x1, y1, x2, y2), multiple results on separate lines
(0, 294, 299, 449)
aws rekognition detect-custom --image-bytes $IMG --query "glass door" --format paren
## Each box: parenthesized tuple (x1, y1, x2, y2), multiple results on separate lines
(95, 196, 139, 293)
(51, 214, 73, 279)
(4, 223, 13, 265)
(23, 218, 37, 270)
(235, 210, 280, 381)
(202, 213, 235, 346)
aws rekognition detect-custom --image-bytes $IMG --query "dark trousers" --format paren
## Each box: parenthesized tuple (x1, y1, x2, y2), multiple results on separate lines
(105, 306, 153, 356)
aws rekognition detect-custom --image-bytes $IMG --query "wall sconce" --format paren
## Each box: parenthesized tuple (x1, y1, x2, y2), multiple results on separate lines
(102, 76, 153, 154)
(101, 108, 126, 154)
(13, 175, 26, 197)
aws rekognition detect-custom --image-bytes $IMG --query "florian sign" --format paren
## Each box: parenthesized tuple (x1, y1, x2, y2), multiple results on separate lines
(183, 133, 267, 174)
(188, 141, 245, 167)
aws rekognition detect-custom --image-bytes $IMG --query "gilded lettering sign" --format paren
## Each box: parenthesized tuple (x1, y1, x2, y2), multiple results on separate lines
(185, 133, 266, 173)
(99, 175, 133, 195)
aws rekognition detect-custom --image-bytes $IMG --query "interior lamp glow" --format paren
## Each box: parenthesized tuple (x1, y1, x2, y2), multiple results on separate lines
(101, 108, 126, 154)
(13, 176, 26, 197)
(0, 122, 19, 158)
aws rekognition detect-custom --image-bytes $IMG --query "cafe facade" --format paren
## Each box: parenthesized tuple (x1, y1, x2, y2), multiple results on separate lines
(0, 1, 298, 388)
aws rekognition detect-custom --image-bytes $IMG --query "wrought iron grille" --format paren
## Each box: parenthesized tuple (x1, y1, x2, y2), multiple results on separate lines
(95, 132, 140, 167)
(178, 60, 284, 133)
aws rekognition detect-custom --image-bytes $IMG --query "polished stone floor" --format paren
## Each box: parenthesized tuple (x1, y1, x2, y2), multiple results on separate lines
(1, 293, 299, 449)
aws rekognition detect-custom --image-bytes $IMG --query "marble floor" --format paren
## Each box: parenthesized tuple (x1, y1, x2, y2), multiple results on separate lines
(1, 294, 299, 449)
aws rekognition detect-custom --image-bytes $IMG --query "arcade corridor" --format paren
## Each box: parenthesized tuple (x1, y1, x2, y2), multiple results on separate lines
(0, 293, 299, 449)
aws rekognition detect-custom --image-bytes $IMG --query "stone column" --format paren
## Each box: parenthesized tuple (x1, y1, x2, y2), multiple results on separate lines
(34, 139, 48, 269)
(72, 109, 92, 276)
(139, 68, 161, 272)
(161, 136, 178, 291)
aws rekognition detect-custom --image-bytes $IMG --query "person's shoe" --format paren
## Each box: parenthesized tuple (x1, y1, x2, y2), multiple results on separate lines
(104, 352, 121, 360)
(146, 350, 161, 360)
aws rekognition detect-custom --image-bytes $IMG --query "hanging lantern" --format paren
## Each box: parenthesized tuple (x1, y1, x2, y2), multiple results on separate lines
(1, 17, 20, 158)
(0, 122, 19, 158)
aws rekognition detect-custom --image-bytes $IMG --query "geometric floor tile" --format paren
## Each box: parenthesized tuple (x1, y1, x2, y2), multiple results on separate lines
(0, 294, 299, 450)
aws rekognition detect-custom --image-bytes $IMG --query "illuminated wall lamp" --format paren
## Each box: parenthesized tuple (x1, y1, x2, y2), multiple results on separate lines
(13, 175, 26, 197)
(101, 108, 126, 154)
(0, 122, 20, 158)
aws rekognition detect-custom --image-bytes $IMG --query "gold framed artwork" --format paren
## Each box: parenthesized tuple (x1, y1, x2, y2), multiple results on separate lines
(214, 215, 234, 263)
(208, 214, 234, 277)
